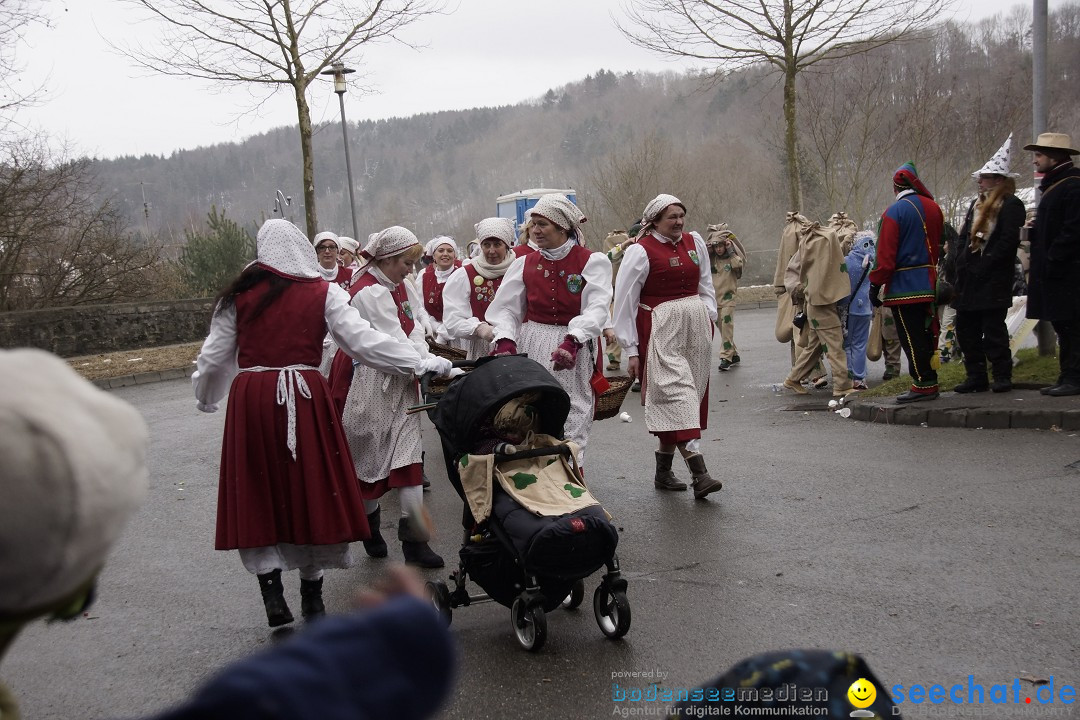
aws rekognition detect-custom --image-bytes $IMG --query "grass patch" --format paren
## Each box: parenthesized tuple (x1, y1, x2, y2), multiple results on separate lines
(858, 347, 1058, 398)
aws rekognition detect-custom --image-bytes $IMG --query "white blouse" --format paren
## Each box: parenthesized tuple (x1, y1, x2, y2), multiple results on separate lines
(353, 268, 432, 359)
(486, 243, 613, 345)
(613, 233, 717, 357)
(193, 282, 420, 411)
(442, 266, 487, 340)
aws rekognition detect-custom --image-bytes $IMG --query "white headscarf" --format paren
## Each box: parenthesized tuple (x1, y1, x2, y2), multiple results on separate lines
(474, 217, 516, 248)
(0, 349, 148, 615)
(362, 226, 419, 260)
(313, 231, 339, 249)
(471, 217, 517, 280)
(257, 219, 321, 280)
(641, 194, 686, 225)
(337, 236, 359, 254)
(527, 194, 587, 236)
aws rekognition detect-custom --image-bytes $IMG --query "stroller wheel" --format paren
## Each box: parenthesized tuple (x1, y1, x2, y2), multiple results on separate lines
(561, 579, 585, 610)
(511, 597, 547, 652)
(593, 585, 631, 639)
(425, 581, 452, 626)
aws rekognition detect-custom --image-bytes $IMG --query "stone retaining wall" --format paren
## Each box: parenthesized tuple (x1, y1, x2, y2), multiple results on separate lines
(1, 286, 777, 359)
(0, 298, 215, 358)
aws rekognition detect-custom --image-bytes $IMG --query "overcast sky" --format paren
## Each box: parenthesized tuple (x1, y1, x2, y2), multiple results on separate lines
(13, 0, 1038, 159)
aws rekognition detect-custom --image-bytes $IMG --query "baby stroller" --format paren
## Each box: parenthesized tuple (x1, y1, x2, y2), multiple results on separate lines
(423, 355, 630, 651)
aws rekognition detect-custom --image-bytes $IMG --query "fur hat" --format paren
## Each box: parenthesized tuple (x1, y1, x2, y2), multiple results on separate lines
(972, 134, 1022, 178)
(1023, 132, 1079, 155)
(0, 350, 148, 616)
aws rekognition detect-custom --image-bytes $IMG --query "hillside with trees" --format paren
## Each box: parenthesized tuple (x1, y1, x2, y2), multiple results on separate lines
(4, 2, 1078, 308)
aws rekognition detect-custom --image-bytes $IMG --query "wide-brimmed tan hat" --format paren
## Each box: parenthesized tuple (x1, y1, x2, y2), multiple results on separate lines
(1023, 132, 1079, 155)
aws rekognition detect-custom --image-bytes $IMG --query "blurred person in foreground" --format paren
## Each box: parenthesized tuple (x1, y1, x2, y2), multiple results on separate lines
(0, 348, 456, 720)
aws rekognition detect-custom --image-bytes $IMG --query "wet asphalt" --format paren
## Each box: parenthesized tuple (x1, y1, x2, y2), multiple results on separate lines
(5, 306, 1079, 719)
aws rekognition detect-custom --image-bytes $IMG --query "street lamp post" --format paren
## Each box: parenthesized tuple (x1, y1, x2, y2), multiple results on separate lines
(321, 61, 360, 242)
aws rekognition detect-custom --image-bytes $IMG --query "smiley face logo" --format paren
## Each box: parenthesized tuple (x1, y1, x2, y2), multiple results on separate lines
(847, 678, 876, 709)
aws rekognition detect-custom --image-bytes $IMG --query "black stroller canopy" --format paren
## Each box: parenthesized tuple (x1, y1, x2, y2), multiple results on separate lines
(431, 356, 571, 456)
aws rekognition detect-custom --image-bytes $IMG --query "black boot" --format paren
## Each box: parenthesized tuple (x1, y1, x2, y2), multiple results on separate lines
(653, 451, 687, 491)
(954, 376, 989, 393)
(363, 505, 388, 558)
(300, 577, 325, 620)
(398, 517, 444, 568)
(685, 454, 722, 500)
(257, 570, 294, 628)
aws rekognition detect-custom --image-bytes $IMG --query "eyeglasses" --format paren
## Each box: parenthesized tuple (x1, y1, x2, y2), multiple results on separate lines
(316, 244, 337, 252)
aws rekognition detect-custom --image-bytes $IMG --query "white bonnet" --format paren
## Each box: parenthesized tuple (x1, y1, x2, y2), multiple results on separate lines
(0, 349, 148, 615)
(527, 194, 586, 232)
(474, 217, 516, 247)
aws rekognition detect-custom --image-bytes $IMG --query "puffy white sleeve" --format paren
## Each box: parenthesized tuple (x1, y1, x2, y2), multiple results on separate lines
(612, 244, 649, 357)
(694, 234, 719, 323)
(567, 252, 613, 344)
(486, 255, 528, 343)
(442, 267, 480, 340)
(192, 304, 239, 412)
(327, 283, 419, 376)
(408, 276, 436, 338)
(401, 278, 433, 357)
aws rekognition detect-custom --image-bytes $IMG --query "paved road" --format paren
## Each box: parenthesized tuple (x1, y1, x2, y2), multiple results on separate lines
(6, 307, 1079, 719)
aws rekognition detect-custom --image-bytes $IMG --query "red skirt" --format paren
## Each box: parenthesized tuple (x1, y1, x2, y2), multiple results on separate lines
(359, 463, 423, 500)
(215, 369, 370, 550)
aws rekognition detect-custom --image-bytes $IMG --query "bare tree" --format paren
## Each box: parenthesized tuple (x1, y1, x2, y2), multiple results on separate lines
(0, 0, 47, 127)
(586, 131, 708, 239)
(618, 0, 954, 211)
(116, 0, 444, 240)
(0, 138, 167, 310)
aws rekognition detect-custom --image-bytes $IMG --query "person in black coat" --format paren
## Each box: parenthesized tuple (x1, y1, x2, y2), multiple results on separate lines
(947, 136, 1026, 393)
(1024, 132, 1080, 396)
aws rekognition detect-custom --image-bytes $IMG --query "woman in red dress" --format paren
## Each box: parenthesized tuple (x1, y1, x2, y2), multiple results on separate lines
(613, 195, 723, 499)
(193, 219, 432, 628)
(442, 217, 517, 359)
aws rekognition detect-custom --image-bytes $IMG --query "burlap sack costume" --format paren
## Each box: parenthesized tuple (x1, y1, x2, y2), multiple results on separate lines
(707, 223, 745, 361)
(784, 221, 853, 391)
(828, 212, 859, 255)
(773, 212, 804, 344)
(603, 230, 629, 368)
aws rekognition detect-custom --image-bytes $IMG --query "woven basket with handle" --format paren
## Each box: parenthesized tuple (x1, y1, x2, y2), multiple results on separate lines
(593, 375, 633, 421)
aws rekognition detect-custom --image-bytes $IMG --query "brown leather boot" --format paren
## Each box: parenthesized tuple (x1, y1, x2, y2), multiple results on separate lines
(654, 451, 687, 491)
(685, 454, 722, 499)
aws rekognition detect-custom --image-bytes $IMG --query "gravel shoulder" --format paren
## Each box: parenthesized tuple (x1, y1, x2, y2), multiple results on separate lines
(66, 342, 202, 381)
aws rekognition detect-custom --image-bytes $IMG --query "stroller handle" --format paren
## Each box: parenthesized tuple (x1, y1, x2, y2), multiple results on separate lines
(493, 444, 571, 464)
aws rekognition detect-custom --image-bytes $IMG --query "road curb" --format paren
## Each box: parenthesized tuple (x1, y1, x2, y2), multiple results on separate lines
(849, 399, 1080, 430)
(93, 366, 194, 390)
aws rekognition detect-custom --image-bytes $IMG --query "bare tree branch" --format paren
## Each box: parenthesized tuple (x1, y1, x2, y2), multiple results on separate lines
(112, 0, 446, 238)
(618, 0, 956, 209)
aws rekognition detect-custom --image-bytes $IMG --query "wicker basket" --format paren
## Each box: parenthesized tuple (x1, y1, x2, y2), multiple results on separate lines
(426, 337, 467, 361)
(594, 375, 633, 421)
(425, 366, 471, 399)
